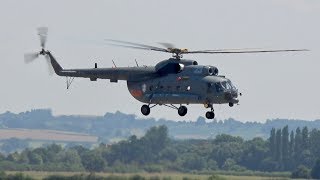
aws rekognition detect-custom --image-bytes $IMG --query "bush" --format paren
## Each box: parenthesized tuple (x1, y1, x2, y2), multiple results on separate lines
(129, 175, 145, 180)
(149, 176, 160, 180)
(208, 175, 226, 180)
(291, 165, 310, 179)
(5, 172, 34, 180)
(44, 173, 106, 180)
(162, 177, 172, 180)
(311, 159, 320, 179)
(144, 164, 163, 173)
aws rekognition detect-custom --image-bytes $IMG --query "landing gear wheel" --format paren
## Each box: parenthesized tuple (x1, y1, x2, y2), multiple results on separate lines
(205, 111, 215, 119)
(178, 106, 188, 116)
(141, 105, 150, 116)
(229, 102, 234, 107)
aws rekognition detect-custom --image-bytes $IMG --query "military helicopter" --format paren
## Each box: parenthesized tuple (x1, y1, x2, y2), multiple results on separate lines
(24, 27, 307, 119)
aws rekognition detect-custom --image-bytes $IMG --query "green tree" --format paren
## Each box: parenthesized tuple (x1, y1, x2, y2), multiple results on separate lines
(282, 126, 289, 168)
(269, 128, 276, 159)
(311, 159, 320, 179)
(294, 127, 302, 156)
(240, 137, 268, 170)
(141, 125, 169, 162)
(143, 125, 169, 152)
(222, 158, 246, 171)
(28, 153, 43, 165)
(0, 153, 5, 161)
(6, 152, 20, 162)
(291, 165, 310, 179)
(289, 130, 294, 158)
(58, 149, 82, 165)
(302, 126, 309, 149)
(259, 157, 280, 171)
(160, 147, 178, 161)
(275, 129, 282, 162)
(300, 149, 314, 167)
(81, 150, 106, 172)
(309, 129, 320, 157)
(18, 150, 30, 163)
(182, 154, 205, 171)
(211, 140, 244, 167)
(294, 127, 303, 167)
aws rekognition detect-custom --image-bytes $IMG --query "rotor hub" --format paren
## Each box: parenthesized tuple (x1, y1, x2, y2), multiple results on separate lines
(168, 48, 188, 59)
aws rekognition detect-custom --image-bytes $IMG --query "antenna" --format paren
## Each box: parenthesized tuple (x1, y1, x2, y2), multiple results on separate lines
(135, 59, 139, 67)
(112, 60, 117, 68)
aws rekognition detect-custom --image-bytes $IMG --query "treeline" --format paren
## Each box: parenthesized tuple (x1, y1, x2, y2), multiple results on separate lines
(2, 109, 320, 142)
(269, 126, 320, 171)
(0, 125, 320, 178)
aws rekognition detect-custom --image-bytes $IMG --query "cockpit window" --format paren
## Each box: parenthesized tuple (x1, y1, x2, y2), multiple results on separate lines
(215, 83, 223, 93)
(227, 80, 237, 90)
(215, 81, 236, 92)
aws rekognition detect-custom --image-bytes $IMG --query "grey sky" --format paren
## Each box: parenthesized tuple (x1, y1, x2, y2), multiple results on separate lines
(1, 0, 319, 122)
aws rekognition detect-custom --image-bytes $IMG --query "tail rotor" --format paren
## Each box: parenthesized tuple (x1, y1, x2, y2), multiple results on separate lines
(24, 27, 54, 75)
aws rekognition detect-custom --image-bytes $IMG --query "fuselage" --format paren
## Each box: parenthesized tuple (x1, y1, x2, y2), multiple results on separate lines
(127, 59, 239, 106)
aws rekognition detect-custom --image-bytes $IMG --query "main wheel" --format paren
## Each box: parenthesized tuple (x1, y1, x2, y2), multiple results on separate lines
(205, 111, 215, 119)
(178, 106, 188, 116)
(141, 105, 150, 116)
(229, 102, 234, 107)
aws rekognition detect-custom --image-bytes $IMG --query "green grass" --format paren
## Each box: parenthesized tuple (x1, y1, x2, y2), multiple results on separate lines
(5, 171, 289, 180)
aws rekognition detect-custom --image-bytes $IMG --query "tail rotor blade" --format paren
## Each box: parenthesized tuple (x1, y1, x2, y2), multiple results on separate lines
(37, 27, 48, 49)
(24, 52, 39, 64)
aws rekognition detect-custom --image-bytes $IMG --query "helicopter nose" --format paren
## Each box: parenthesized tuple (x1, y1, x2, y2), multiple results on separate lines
(225, 91, 237, 100)
(225, 90, 239, 104)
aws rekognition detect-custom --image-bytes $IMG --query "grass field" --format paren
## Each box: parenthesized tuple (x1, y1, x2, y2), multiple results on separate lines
(5, 171, 290, 180)
(0, 128, 98, 142)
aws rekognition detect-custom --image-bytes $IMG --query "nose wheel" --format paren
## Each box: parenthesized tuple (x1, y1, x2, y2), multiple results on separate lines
(205, 111, 215, 119)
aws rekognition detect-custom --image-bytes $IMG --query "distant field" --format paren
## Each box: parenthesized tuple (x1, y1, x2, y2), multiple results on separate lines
(0, 128, 98, 143)
(6, 171, 289, 180)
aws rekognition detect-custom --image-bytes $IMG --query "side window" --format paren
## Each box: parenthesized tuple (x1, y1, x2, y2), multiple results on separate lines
(207, 83, 212, 93)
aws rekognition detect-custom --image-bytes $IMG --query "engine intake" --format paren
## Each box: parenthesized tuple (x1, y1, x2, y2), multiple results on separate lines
(156, 62, 185, 75)
(203, 66, 219, 76)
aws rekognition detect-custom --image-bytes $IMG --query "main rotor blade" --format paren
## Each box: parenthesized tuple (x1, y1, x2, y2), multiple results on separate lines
(108, 43, 169, 53)
(24, 52, 39, 64)
(105, 39, 168, 52)
(37, 27, 48, 49)
(186, 49, 309, 54)
(158, 42, 176, 49)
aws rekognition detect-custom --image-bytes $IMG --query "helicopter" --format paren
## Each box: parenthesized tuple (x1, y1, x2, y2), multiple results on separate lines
(24, 27, 307, 119)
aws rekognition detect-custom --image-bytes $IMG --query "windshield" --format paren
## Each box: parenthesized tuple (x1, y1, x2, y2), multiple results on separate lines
(215, 80, 236, 92)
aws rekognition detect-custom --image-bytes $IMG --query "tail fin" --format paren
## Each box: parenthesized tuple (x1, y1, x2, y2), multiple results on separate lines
(46, 51, 63, 75)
